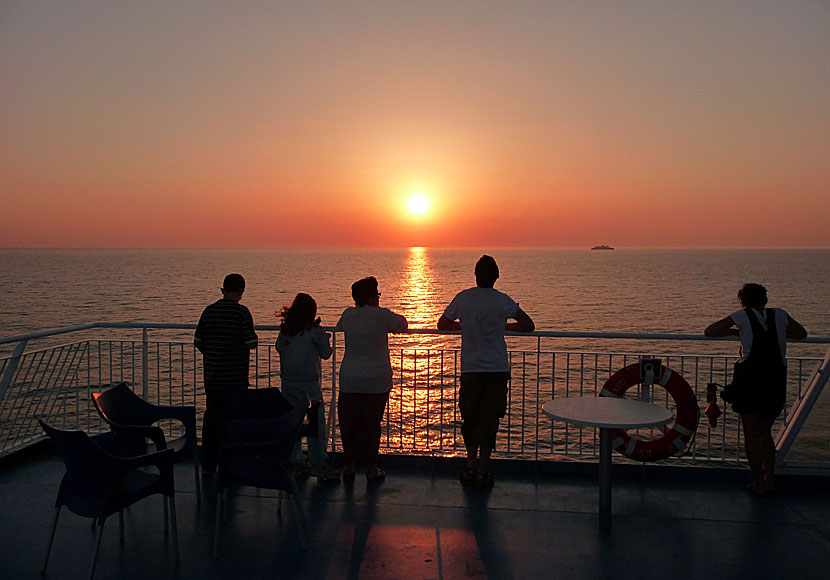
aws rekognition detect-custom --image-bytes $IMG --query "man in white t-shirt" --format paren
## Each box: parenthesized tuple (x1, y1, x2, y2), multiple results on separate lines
(438, 255, 535, 488)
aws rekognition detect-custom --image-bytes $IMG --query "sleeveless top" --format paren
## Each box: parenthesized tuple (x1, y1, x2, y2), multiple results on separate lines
(730, 308, 787, 418)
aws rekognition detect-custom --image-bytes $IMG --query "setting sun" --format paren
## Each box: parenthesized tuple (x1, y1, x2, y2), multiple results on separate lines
(406, 193, 430, 216)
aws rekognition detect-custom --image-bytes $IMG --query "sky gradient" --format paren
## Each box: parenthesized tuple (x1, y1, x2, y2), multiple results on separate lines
(1, 1, 828, 248)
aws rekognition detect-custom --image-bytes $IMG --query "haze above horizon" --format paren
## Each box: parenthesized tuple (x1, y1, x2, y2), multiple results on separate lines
(2, 1, 828, 249)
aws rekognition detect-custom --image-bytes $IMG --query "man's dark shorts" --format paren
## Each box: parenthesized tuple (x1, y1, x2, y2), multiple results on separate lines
(459, 372, 510, 449)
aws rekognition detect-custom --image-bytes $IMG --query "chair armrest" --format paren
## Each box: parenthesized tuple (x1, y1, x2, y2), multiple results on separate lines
(117, 447, 177, 494)
(146, 404, 197, 445)
(109, 423, 167, 453)
(147, 404, 196, 425)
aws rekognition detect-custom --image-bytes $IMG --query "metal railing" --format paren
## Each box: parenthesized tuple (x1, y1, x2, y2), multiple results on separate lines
(2, 323, 829, 468)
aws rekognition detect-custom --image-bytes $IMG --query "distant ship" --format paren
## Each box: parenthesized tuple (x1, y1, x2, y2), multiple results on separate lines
(591, 245, 614, 250)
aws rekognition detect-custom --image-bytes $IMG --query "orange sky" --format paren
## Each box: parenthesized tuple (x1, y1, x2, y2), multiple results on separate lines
(1, 2, 828, 248)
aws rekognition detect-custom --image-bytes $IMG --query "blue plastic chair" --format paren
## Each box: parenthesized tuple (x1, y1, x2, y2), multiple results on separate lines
(92, 382, 201, 505)
(39, 419, 178, 580)
(212, 388, 309, 559)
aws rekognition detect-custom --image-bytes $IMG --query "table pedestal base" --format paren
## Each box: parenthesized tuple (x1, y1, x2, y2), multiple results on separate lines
(598, 427, 611, 527)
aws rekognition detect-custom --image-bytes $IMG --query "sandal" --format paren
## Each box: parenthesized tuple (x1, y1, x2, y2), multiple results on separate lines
(366, 467, 386, 481)
(342, 468, 356, 482)
(459, 468, 477, 487)
(475, 472, 495, 489)
(745, 481, 768, 497)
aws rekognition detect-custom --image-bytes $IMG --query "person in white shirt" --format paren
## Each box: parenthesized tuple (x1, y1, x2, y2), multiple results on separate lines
(438, 255, 535, 488)
(336, 276, 408, 481)
(705, 283, 806, 496)
(276, 293, 339, 480)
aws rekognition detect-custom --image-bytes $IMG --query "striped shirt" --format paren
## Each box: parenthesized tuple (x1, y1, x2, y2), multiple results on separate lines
(194, 299, 258, 391)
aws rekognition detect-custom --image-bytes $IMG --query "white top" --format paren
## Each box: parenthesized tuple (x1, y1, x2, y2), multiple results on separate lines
(542, 397, 674, 429)
(336, 305, 408, 393)
(275, 326, 332, 383)
(442, 287, 520, 373)
(729, 307, 789, 363)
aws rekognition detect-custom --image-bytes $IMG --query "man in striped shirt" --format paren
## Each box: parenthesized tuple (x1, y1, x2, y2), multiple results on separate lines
(194, 273, 258, 475)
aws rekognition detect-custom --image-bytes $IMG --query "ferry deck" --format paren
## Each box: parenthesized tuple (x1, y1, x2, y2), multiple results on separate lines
(1, 323, 829, 579)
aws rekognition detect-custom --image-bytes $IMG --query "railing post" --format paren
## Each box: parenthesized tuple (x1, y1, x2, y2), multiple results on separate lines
(0, 339, 28, 405)
(141, 328, 149, 400)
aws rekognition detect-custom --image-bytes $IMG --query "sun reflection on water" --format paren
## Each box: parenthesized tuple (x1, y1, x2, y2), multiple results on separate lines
(395, 247, 443, 340)
(385, 247, 463, 451)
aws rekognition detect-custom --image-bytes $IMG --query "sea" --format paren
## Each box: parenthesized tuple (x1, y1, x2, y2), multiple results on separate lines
(2, 247, 828, 341)
(2, 248, 828, 459)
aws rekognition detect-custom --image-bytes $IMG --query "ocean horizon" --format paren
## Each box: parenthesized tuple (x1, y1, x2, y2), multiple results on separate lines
(3, 247, 829, 341)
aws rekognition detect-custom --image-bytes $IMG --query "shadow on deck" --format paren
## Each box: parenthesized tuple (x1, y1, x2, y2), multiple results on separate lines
(2, 448, 829, 580)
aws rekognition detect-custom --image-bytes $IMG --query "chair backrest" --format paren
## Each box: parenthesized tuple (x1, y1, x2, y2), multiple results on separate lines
(218, 398, 309, 491)
(93, 382, 156, 426)
(226, 388, 293, 421)
(39, 420, 123, 506)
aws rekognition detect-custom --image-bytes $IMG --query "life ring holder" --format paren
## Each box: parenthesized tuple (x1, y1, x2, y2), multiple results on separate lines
(599, 363, 699, 462)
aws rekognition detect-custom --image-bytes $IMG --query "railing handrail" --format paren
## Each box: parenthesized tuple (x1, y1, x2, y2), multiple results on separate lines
(2, 321, 830, 346)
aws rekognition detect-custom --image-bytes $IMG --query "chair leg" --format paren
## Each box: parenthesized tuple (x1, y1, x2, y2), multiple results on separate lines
(163, 495, 169, 533)
(288, 473, 306, 525)
(212, 488, 224, 560)
(41, 506, 61, 574)
(194, 458, 202, 506)
(88, 519, 105, 580)
(287, 495, 307, 551)
(168, 494, 180, 564)
(277, 490, 283, 514)
(118, 510, 125, 544)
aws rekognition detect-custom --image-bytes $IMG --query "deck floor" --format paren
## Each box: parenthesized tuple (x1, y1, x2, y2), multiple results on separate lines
(2, 451, 829, 580)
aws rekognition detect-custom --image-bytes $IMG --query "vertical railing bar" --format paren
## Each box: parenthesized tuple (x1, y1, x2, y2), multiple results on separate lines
(521, 350, 527, 453)
(440, 350, 445, 451)
(506, 350, 512, 453)
(426, 349, 431, 450)
(565, 352, 570, 455)
(535, 337, 541, 462)
(454, 350, 458, 450)
(327, 332, 337, 455)
(412, 350, 417, 450)
(550, 351, 556, 455)
(141, 328, 149, 400)
(180, 343, 185, 407)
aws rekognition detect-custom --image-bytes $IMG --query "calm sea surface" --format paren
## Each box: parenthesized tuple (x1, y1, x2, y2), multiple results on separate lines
(1, 248, 828, 342)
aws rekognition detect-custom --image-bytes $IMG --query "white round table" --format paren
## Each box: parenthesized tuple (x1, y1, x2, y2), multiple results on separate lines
(542, 397, 674, 526)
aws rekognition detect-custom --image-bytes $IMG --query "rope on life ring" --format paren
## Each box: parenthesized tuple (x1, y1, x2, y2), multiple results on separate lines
(599, 363, 699, 462)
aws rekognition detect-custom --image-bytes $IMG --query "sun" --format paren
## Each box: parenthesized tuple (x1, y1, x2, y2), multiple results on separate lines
(406, 193, 430, 216)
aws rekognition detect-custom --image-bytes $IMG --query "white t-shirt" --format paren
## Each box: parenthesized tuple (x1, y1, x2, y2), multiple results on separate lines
(729, 307, 789, 364)
(336, 306, 408, 393)
(443, 287, 520, 373)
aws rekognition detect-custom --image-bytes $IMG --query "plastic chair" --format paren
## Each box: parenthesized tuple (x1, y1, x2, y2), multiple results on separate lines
(212, 389, 309, 559)
(39, 419, 178, 580)
(92, 382, 201, 505)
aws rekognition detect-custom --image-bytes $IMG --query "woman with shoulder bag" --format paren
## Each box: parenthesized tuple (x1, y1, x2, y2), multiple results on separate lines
(705, 283, 807, 496)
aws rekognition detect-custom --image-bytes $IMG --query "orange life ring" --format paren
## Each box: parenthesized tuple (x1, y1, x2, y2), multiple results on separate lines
(599, 363, 699, 462)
